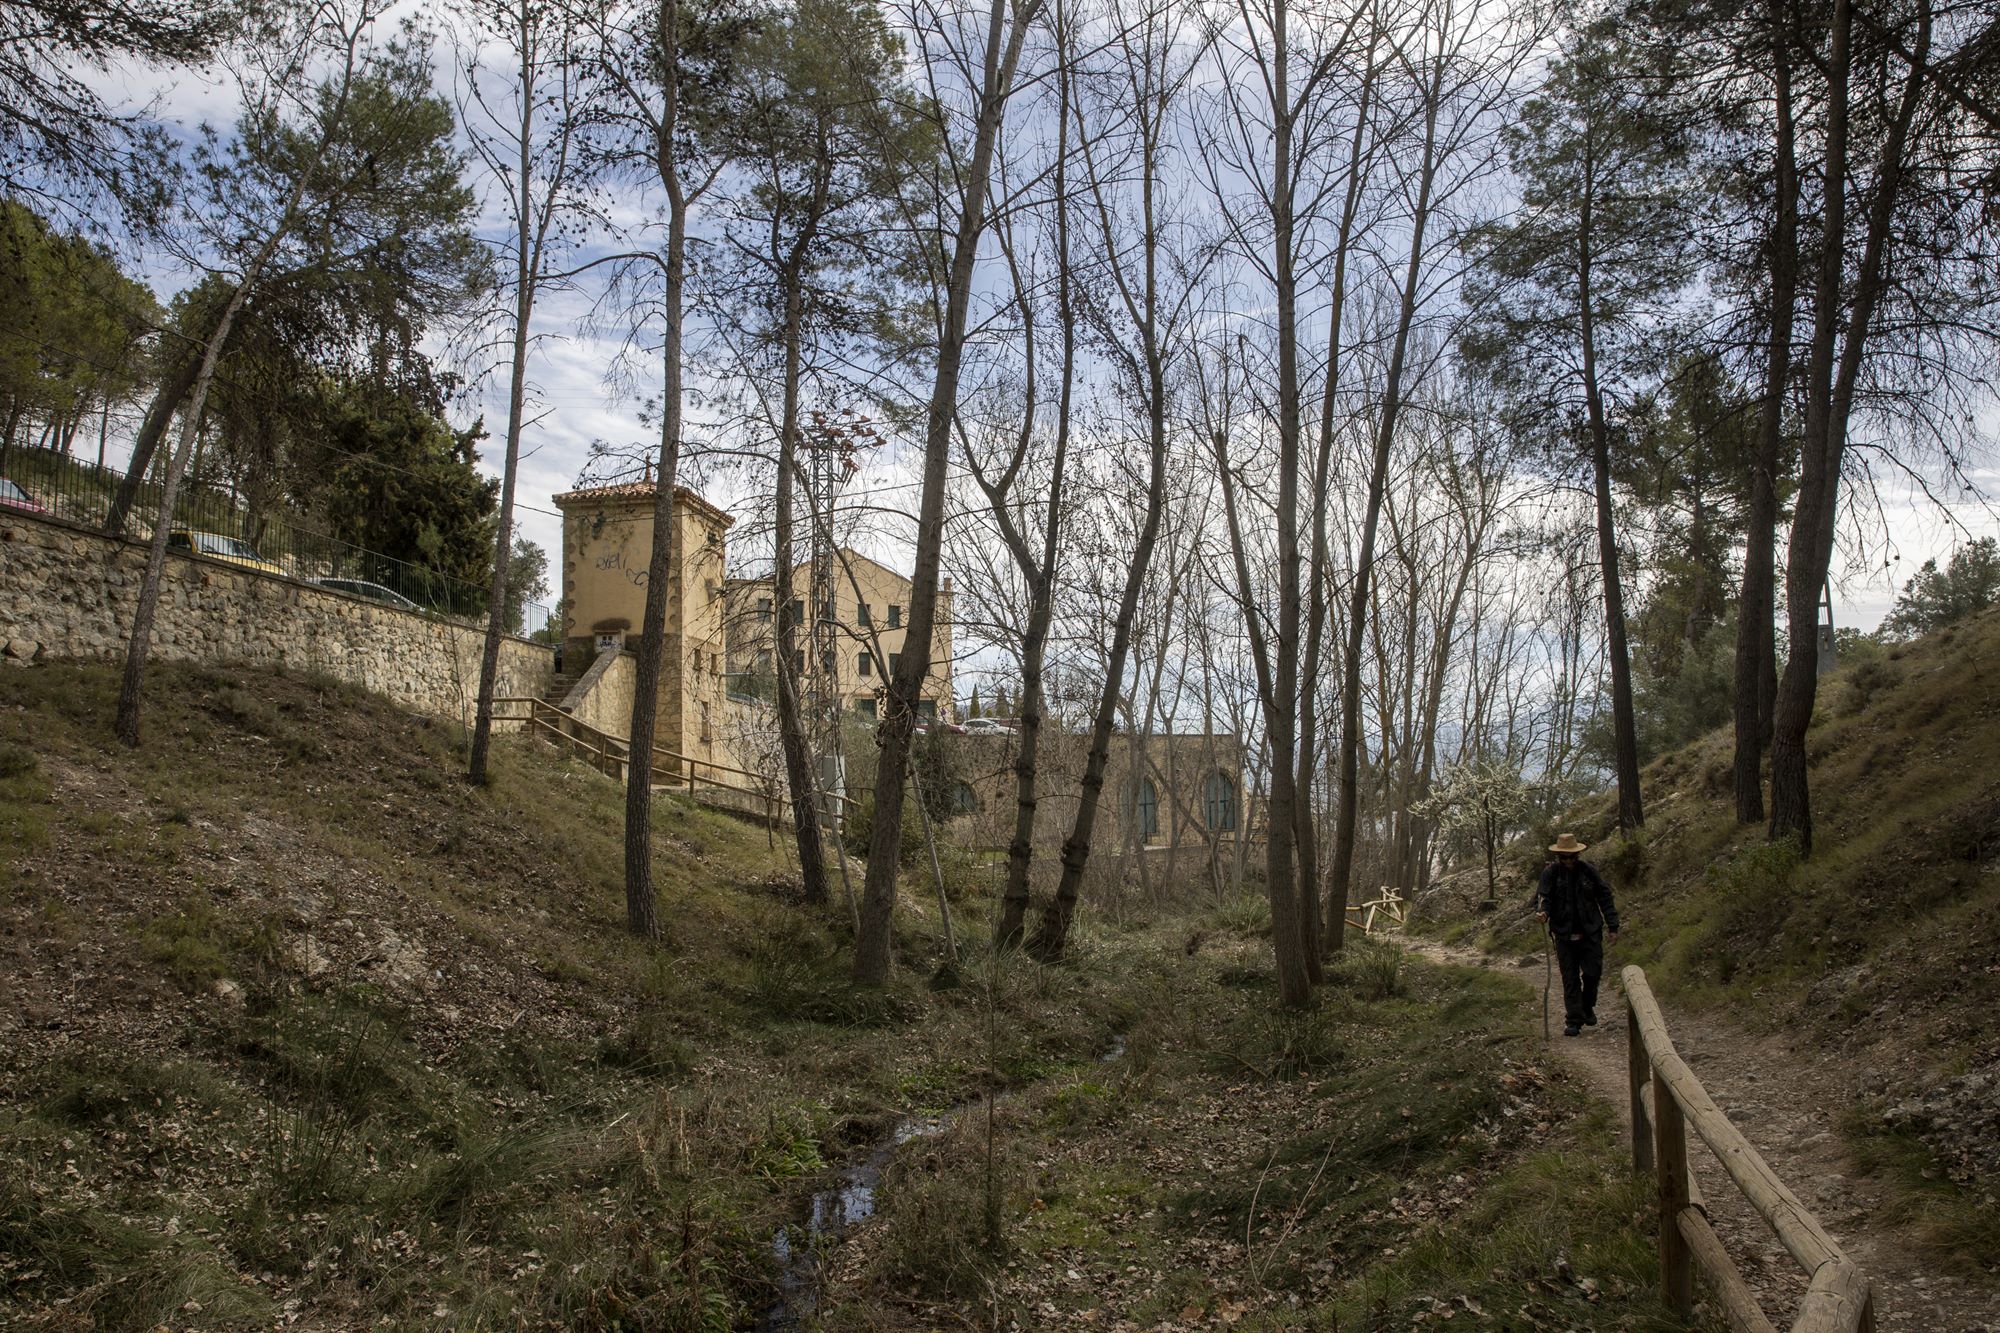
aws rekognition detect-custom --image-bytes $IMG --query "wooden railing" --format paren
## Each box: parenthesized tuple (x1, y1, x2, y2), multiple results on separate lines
(493, 697, 809, 827)
(1624, 966, 1874, 1333)
(1345, 887, 1406, 935)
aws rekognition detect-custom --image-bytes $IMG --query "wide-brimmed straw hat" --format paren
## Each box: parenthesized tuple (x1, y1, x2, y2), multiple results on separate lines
(1548, 833, 1588, 855)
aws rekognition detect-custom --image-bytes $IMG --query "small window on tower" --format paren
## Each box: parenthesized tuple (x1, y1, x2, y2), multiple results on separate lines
(859, 652, 873, 677)
(888, 603, 902, 628)
(858, 600, 872, 625)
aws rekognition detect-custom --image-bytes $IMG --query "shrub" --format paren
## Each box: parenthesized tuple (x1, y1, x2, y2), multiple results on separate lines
(839, 788, 925, 867)
(1327, 943, 1403, 1002)
(1207, 894, 1271, 937)
(0, 741, 36, 780)
(1841, 655, 1901, 715)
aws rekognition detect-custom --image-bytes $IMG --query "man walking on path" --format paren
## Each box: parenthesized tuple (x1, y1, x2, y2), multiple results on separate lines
(1537, 833, 1620, 1038)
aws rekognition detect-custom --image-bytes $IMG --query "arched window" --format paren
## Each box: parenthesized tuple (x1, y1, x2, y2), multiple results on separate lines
(951, 781, 977, 815)
(1203, 773, 1236, 832)
(1132, 778, 1159, 837)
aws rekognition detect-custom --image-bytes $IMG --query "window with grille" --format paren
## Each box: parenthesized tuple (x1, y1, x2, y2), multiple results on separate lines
(1203, 773, 1237, 832)
(1132, 780, 1160, 837)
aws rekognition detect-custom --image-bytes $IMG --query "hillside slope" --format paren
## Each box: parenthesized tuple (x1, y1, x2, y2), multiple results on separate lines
(0, 662, 1104, 1328)
(1433, 607, 2000, 1274)
(0, 662, 1719, 1331)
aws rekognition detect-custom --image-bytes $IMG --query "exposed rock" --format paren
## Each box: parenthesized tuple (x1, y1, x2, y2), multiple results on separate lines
(1880, 1063, 2000, 1186)
(368, 930, 429, 989)
(291, 934, 332, 979)
(211, 978, 244, 1005)
(3, 637, 35, 662)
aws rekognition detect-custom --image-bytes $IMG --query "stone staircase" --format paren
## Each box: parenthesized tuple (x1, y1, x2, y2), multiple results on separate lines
(541, 672, 579, 709)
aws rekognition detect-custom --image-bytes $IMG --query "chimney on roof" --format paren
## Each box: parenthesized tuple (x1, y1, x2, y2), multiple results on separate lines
(642, 459, 653, 484)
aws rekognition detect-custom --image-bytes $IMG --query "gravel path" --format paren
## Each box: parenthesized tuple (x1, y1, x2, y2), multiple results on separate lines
(1404, 937, 2000, 1333)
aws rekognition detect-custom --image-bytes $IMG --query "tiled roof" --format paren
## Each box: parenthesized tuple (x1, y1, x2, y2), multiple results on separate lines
(553, 482, 736, 527)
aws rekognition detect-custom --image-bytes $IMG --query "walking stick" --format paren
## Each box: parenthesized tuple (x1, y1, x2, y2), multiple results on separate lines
(1542, 926, 1553, 1042)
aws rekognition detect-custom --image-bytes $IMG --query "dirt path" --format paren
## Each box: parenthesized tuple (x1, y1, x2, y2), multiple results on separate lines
(1404, 937, 2000, 1332)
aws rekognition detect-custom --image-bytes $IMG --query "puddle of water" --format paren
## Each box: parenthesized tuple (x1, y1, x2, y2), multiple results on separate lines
(754, 1034, 1129, 1331)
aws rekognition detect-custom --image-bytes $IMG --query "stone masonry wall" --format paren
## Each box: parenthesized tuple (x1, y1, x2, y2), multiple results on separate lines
(0, 512, 554, 722)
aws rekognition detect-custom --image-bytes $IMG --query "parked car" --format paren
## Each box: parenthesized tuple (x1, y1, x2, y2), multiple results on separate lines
(0, 477, 48, 515)
(310, 577, 421, 611)
(166, 528, 284, 576)
(963, 717, 1016, 736)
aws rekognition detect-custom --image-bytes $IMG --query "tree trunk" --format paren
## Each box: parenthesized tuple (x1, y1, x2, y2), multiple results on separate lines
(106, 351, 203, 538)
(1026, 412, 1168, 961)
(622, 0, 689, 941)
(1328, 62, 1442, 953)
(113, 291, 257, 743)
(467, 42, 540, 786)
(853, 0, 1036, 985)
(1770, 0, 1925, 852)
(1732, 5, 1796, 824)
(993, 6, 1074, 949)
(1577, 146, 1644, 831)
(774, 279, 832, 905)
(1295, 34, 1374, 979)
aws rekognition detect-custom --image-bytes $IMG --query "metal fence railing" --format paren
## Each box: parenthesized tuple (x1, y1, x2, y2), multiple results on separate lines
(0, 444, 555, 640)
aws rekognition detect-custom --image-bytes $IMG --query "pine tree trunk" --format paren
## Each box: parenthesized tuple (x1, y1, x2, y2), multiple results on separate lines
(106, 353, 203, 538)
(622, 3, 689, 941)
(1733, 7, 1796, 824)
(774, 280, 831, 905)
(1770, 0, 1924, 852)
(1577, 160, 1644, 831)
(115, 288, 256, 744)
(853, 0, 1034, 986)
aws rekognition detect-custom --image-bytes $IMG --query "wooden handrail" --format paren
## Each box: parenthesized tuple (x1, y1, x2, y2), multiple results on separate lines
(1623, 966, 1873, 1333)
(493, 696, 861, 829)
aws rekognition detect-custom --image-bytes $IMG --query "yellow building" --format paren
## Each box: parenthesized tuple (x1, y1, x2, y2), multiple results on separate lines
(552, 480, 734, 770)
(724, 548, 954, 724)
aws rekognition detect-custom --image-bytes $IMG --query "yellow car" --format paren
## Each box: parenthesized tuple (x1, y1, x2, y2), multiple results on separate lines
(166, 529, 285, 577)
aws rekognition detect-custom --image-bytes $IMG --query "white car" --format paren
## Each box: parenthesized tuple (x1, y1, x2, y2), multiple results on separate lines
(963, 718, 1016, 736)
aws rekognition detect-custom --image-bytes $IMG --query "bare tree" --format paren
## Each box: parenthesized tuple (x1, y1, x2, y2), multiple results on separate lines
(462, 0, 594, 786)
(852, 0, 1044, 986)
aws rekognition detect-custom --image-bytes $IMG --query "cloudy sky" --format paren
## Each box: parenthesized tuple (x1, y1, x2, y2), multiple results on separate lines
(81, 11, 2000, 637)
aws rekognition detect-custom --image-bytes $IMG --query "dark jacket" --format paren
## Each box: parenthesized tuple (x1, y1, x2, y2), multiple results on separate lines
(1537, 859, 1619, 938)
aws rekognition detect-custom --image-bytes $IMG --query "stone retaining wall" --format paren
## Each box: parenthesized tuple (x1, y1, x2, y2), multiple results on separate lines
(0, 512, 553, 722)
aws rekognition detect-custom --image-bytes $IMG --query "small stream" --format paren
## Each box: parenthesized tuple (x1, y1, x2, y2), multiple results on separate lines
(753, 1034, 1129, 1331)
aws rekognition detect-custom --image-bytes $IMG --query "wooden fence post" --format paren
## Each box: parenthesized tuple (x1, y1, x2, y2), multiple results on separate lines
(1629, 1005, 1654, 1176)
(1654, 1081, 1694, 1321)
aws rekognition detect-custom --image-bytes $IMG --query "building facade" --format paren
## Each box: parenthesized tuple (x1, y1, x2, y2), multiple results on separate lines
(945, 729, 1249, 893)
(552, 480, 734, 771)
(724, 548, 954, 724)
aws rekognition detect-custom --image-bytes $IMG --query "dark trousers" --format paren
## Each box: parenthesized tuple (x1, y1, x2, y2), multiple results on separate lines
(1554, 934, 1604, 1027)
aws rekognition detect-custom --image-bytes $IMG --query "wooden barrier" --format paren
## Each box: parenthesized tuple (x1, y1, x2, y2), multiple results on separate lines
(1623, 966, 1873, 1333)
(492, 697, 818, 827)
(1344, 887, 1406, 935)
